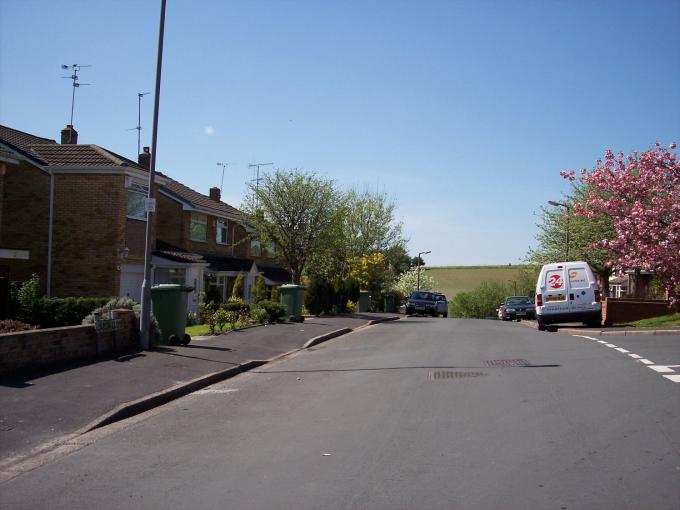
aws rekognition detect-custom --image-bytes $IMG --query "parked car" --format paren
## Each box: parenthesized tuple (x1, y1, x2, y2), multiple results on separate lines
(535, 261, 602, 331)
(405, 290, 439, 317)
(500, 296, 535, 321)
(434, 293, 448, 318)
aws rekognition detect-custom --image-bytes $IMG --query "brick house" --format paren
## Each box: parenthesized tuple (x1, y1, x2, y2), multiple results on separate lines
(0, 124, 167, 303)
(154, 177, 291, 313)
(0, 124, 291, 316)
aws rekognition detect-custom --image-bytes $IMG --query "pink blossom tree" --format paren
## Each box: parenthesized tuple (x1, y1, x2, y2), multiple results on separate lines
(562, 143, 679, 303)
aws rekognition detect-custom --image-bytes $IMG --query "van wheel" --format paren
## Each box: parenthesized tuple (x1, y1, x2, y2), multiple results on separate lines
(537, 321, 546, 331)
(585, 320, 600, 328)
(442, 313, 448, 318)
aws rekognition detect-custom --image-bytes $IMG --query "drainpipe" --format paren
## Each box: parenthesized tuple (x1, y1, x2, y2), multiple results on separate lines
(231, 222, 238, 256)
(46, 171, 55, 297)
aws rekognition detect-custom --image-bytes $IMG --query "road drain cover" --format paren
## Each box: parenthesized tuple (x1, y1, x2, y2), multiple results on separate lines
(428, 371, 487, 380)
(484, 359, 530, 368)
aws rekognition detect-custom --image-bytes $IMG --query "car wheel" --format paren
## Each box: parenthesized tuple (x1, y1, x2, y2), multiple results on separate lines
(537, 321, 546, 331)
(406, 307, 414, 315)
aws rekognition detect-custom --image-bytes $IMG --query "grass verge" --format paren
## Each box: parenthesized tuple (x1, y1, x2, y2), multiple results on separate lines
(615, 313, 680, 328)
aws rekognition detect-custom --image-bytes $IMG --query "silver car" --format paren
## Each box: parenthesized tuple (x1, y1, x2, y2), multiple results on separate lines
(434, 293, 448, 318)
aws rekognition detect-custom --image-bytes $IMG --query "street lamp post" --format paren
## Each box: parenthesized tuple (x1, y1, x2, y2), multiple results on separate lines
(548, 200, 570, 261)
(416, 250, 431, 290)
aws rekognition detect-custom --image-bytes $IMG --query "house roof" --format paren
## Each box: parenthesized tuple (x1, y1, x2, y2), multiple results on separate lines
(27, 143, 148, 169)
(154, 241, 207, 264)
(162, 177, 242, 218)
(257, 264, 292, 284)
(0, 124, 149, 171)
(0, 125, 57, 153)
(203, 254, 254, 273)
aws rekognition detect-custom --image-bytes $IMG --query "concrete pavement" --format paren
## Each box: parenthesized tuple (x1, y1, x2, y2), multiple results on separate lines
(0, 313, 399, 475)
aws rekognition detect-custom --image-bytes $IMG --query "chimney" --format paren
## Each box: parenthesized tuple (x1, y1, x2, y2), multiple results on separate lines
(61, 125, 78, 144)
(209, 187, 221, 202)
(138, 146, 151, 169)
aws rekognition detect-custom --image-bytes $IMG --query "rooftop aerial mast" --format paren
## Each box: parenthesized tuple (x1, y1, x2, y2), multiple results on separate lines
(61, 64, 91, 141)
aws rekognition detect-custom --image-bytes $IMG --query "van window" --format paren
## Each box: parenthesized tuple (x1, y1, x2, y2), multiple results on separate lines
(568, 268, 590, 289)
(545, 269, 565, 290)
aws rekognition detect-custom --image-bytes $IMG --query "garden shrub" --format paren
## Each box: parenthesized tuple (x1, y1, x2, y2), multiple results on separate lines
(232, 273, 245, 298)
(221, 297, 250, 316)
(83, 297, 160, 343)
(251, 308, 269, 324)
(271, 286, 280, 303)
(252, 276, 267, 304)
(0, 320, 37, 334)
(305, 277, 334, 315)
(253, 300, 286, 323)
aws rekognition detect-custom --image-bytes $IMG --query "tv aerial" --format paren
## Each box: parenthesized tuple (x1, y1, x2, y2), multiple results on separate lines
(61, 64, 91, 132)
(128, 92, 151, 155)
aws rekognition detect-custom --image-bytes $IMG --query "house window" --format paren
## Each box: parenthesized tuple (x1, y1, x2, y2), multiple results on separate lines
(216, 221, 229, 244)
(127, 191, 146, 220)
(250, 239, 261, 257)
(190, 213, 207, 242)
(155, 267, 186, 285)
(264, 241, 276, 258)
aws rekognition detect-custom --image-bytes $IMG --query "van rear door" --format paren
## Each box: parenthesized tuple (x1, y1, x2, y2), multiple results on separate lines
(543, 266, 567, 307)
(567, 266, 593, 313)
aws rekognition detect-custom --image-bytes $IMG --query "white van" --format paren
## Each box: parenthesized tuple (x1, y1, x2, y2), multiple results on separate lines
(535, 261, 601, 331)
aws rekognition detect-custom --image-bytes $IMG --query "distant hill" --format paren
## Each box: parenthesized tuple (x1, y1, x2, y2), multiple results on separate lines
(423, 265, 535, 298)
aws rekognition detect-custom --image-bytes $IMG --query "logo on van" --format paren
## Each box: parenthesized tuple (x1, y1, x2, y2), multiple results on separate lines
(570, 271, 578, 278)
(549, 274, 564, 289)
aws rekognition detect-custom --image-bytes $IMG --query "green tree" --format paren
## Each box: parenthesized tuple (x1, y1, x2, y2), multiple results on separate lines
(527, 180, 615, 294)
(241, 169, 342, 284)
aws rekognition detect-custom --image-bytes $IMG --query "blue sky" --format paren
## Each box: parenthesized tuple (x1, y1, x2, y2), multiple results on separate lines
(2, 0, 679, 266)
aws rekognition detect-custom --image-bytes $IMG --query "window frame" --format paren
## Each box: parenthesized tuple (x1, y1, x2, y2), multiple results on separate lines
(126, 190, 147, 221)
(216, 220, 229, 245)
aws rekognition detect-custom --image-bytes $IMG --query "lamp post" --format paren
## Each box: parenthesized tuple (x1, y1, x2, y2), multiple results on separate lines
(416, 250, 431, 290)
(548, 200, 570, 261)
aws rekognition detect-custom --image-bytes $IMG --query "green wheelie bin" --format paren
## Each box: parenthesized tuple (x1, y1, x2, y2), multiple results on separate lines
(279, 284, 305, 322)
(151, 284, 193, 345)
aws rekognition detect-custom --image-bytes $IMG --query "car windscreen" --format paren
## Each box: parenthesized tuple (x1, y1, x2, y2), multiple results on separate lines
(507, 297, 530, 305)
(411, 292, 434, 300)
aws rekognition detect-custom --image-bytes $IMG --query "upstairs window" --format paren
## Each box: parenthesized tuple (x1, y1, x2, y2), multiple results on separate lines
(127, 191, 146, 220)
(264, 241, 276, 258)
(216, 221, 229, 245)
(250, 239, 261, 257)
(190, 213, 207, 242)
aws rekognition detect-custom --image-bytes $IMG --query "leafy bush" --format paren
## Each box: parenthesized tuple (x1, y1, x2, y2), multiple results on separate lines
(212, 308, 231, 333)
(346, 300, 357, 313)
(222, 297, 250, 316)
(251, 308, 269, 324)
(253, 300, 286, 323)
(271, 286, 280, 303)
(0, 320, 37, 334)
(15, 274, 42, 324)
(450, 281, 508, 319)
(37, 297, 112, 328)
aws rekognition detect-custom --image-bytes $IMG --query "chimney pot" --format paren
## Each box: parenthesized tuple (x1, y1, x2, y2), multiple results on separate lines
(209, 187, 221, 202)
(138, 146, 151, 170)
(61, 125, 78, 144)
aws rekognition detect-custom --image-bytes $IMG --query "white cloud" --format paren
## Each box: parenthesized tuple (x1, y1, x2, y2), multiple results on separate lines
(204, 126, 215, 136)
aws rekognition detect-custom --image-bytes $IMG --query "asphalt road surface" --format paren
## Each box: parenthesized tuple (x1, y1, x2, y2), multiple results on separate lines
(2, 318, 679, 509)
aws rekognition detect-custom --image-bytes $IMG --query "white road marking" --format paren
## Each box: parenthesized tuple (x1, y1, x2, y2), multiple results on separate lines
(573, 335, 599, 341)
(597, 340, 608, 344)
(604, 343, 617, 348)
(638, 359, 654, 365)
(663, 375, 680, 383)
(614, 348, 630, 353)
(628, 354, 643, 359)
(665, 365, 680, 368)
(649, 366, 675, 373)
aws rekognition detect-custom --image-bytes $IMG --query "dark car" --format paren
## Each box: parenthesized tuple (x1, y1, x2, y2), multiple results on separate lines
(405, 290, 439, 317)
(500, 296, 535, 321)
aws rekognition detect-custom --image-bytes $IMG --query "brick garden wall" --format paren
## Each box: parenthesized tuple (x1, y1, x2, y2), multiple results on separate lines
(602, 298, 672, 326)
(0, 309, 137, 376)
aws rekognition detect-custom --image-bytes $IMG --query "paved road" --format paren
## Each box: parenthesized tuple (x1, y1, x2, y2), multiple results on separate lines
(2, 318, 679, 509)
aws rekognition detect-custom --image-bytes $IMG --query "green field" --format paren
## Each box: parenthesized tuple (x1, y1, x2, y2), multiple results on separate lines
(423, 265, 536, 298)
